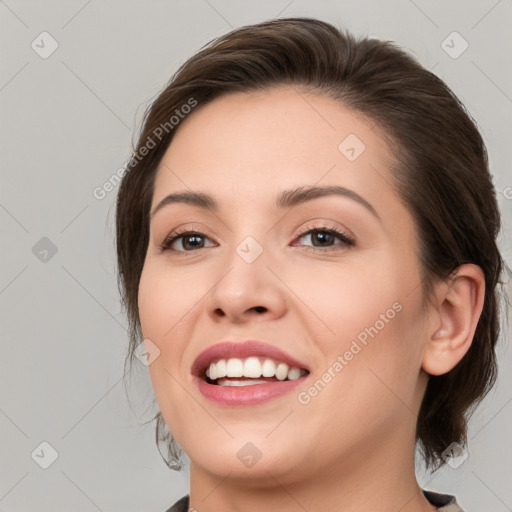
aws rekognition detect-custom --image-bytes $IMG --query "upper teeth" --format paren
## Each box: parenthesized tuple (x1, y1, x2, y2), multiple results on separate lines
(205, 357, 305, 381)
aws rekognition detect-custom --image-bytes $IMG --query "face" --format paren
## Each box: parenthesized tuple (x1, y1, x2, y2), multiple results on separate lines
(138, 87, 431, 486)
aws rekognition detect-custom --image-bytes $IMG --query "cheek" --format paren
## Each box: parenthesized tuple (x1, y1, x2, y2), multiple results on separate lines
(138, 263, 166, 337)
(138, 264, 194, 441)
(137, 262, 193, 410)
(285, 255, 402, 341)
(291, 250, 425, 384)
(137, 260, 200, 340)
(137, 260, 207, 404)
(303, 301, 425, 437)
(328, 286, 427, 418)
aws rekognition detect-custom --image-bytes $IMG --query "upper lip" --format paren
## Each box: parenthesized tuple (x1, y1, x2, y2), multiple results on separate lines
(192, 340, 310, 378)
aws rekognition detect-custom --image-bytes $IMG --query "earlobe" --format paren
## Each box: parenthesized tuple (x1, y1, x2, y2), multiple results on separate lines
(421, 264, 485, 376)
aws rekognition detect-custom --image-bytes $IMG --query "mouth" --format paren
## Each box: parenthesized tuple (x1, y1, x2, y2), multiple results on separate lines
(204, 356, 309, 386)
(192, 340, 311, 406)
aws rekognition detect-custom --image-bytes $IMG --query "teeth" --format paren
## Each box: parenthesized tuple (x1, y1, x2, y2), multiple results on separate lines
(275, 362, 289, 381)
(243, 357, 262, 378)
(287, 367, 301, 381)
(208, 362, 216, 380)
(215, 359, 227, 378)
(205, 357, 306, 383)
(226, 358, 244, 377)
(217, 379, 268, 387)
(261, 359, 276, 377)
(208, 359, 227, 380)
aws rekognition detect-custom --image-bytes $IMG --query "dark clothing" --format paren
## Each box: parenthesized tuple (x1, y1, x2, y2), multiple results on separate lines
(165, 489, 464, 511)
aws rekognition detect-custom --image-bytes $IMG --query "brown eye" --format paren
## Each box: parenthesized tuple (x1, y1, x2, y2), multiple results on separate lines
(160, 231, 215, 252)
(294, 226, 355, 252)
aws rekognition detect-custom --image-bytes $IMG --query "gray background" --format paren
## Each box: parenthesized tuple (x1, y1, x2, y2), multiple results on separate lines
(1, 1, 511, 511)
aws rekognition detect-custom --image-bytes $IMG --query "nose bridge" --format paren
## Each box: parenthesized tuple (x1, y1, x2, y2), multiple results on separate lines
(218, 230, 268, 298)
(235, 233, 266, 266)
(225, 204, 270, 267)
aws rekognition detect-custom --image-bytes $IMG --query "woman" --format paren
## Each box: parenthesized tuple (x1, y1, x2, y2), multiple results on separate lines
(115, 17, 506, 511)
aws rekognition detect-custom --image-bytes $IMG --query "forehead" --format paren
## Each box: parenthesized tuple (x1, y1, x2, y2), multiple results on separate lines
(152, 87, 397, 212)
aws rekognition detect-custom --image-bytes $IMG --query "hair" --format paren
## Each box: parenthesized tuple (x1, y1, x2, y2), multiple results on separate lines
(115, 17, 508, 471)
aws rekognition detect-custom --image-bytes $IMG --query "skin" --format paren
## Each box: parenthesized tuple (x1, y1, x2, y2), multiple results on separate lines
(138, 87, 485, 512)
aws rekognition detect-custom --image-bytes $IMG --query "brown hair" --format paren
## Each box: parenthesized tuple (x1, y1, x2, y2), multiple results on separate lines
(115, 17, 508, 471)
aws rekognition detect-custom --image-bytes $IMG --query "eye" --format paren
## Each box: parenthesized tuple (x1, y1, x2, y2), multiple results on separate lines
(159, 228, 216, 253)
(292, 224, 355, 252)
(159, 223, 355, 254)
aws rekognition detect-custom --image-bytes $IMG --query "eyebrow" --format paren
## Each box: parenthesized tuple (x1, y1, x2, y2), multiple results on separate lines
(150, 185, 380, 221)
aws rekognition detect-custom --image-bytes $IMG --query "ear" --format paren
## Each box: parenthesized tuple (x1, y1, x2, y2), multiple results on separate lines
(421, 264, 485, 376)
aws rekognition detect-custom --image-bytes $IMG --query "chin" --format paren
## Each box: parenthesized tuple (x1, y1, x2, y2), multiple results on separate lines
(188, 439, 304, 482)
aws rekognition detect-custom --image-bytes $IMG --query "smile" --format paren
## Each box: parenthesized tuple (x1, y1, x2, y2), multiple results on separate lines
(192, 340, 311, 406)
(205, 357, 309, 385)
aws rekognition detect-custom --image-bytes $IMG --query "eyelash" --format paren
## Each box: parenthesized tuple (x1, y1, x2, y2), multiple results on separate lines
(294, 223, 355, 251)
(158, 223, 355, 254)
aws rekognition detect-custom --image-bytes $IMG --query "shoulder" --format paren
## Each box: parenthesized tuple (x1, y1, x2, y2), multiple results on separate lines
(163, 494, 189, 512)
(423, 489, 466, 511)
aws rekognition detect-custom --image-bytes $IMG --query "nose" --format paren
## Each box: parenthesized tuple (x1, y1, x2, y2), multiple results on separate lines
(206, 241, 287, 325)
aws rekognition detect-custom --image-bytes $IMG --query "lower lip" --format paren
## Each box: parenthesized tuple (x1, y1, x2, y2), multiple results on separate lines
(194, 376, 307, 406)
